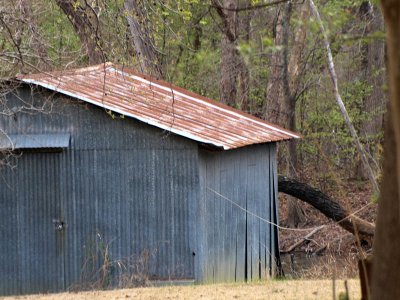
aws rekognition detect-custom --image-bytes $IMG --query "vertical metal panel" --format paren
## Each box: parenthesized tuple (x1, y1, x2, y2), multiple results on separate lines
(270, 143, 280, 276)
(259, 145, 270, 280)
(195, 153, 206, 282)
(235, 150, 248, 282)
(0, 158, 20, 295)
(247, 164, 258, 280)
(220, 157, 233, 282)
(197, 143, 279, 283)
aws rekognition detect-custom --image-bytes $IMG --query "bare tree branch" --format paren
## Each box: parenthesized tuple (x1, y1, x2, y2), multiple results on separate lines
(210, 0, 292, 12)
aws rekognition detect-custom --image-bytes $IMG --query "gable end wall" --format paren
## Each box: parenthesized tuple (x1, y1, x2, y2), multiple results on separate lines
(196, 143, 280, 283)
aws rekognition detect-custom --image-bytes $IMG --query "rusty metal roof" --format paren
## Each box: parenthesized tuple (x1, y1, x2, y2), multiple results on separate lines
(16, 63, 299, 150)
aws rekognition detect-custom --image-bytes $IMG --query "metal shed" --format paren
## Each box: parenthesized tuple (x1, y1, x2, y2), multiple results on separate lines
(0, 63, 299, 295)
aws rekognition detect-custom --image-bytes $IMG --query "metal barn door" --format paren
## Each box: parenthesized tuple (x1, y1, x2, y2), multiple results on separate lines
(0, 152, 66, 295)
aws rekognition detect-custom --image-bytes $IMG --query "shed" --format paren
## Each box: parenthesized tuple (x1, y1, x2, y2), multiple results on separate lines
(0, 63, 299, 295)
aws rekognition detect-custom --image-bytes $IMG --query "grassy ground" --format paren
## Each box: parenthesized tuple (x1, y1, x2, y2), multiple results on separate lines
(3, 279, 360, 300)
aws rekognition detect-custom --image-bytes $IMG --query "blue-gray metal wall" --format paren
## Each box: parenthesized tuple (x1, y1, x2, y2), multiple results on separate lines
(0, 85, 280, 295)
(0, 86, 198, 295)
(196, 144, 280, 283)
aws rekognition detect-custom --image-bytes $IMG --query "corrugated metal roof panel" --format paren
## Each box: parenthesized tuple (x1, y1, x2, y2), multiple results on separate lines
(0, 134, 70, 150)
(16, 63, 300, 150)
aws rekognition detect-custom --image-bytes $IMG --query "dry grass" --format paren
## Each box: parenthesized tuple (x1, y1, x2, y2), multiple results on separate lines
(3, 279, 360, 300)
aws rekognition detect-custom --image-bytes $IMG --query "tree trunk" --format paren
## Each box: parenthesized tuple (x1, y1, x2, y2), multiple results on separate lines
(237, 56, 250, 110)
(281, 2, 306, 227)
(214, 0, 238, 106)
(55, 0, 104, 64)
(213, 0, 252, 108)
(356, 2, 386, 179)
(286, 1, 309, 172)
(263, 3, 309, 227)
(124, 0, 163, 78)
(371, 1, 400, 298)
(371, 110, 400, 299)
(363, 4, 386, 140)
(237, 6, 251, 112)
(278, 175, 375, 239)
(264, 7, 283, 124)
(308, 0, 380, 194)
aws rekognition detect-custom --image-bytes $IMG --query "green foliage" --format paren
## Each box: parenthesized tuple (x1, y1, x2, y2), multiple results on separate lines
(40, 2, 82, 65)
(298, 75, 372, 173)
(173, 48, 220, 100)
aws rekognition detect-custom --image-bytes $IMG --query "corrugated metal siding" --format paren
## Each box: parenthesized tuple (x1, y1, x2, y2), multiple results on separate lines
(0, 157, 19, 294)
(0, 87, 198, 295)
(196, 143, 279, 283)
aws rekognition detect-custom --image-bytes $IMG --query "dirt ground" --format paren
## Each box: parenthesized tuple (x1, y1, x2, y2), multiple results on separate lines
(3, 279, 360, 300)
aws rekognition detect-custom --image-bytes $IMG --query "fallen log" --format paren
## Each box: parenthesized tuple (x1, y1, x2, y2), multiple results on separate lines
(278, 175, 375, 238)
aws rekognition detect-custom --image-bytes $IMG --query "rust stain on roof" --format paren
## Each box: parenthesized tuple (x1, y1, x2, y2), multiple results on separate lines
(16, 62, 300, 150)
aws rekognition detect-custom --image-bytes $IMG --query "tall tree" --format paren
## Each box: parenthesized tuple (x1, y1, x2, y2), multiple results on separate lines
(263, 2, 310, 227)
(213, 0, 239, 106)
(237, 6, 251, 112)
(358, 3, 386, 178)
(282, 2, 310, 227)
(371, 0, 400, 298)
(124, 0, 163, 78)
(212, 0, 251, 107)
(54, 0, 105, 64)
(264, 6, 284, 124)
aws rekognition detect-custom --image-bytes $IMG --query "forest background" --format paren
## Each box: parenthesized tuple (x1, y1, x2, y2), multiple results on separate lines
(0, 0, 387, 279)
